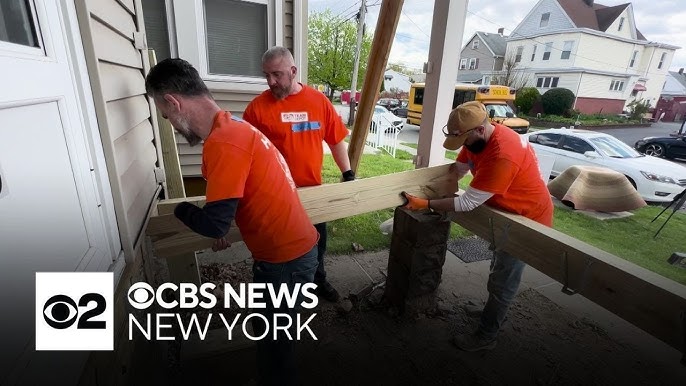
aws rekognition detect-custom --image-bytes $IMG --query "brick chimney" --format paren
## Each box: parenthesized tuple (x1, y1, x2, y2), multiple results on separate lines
(679, 68, 684, 75)
(497, 27, 504, 36)
(583, 0, 594, 6)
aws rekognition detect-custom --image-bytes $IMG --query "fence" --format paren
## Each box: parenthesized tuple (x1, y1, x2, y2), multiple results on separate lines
(366, 115, 400, 157)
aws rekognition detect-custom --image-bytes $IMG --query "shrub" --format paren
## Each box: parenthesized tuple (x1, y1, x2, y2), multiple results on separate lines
(626, 98, 651, 121)
(514, 87, 540, 115)
(541, 88, 575, 116)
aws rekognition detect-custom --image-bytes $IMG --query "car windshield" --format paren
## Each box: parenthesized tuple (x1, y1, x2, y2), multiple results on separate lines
(374, 106, 387, 114)
(484, 104, 515, 117)
(589, 136, 643, 158)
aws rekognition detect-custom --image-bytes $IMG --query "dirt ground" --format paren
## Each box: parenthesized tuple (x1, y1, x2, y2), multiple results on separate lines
(136, 249, 686, 385)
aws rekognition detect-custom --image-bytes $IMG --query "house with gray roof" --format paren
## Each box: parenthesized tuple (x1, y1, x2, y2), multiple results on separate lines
(457, 29, 508, 84)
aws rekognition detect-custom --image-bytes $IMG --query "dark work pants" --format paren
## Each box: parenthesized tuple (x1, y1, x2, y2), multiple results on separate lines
(313, 222, 327, 283)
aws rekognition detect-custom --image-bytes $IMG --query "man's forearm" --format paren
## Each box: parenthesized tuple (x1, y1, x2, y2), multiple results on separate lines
(330, 140, 352, 173)
(174, 199, 238, 239)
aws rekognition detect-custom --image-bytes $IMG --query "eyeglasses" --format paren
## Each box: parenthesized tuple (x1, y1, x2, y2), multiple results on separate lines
(442, 125, 478, 138)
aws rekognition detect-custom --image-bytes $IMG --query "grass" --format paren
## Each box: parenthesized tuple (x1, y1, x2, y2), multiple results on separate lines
(400, 142, 458, 160)
(322, 154, 686, 285)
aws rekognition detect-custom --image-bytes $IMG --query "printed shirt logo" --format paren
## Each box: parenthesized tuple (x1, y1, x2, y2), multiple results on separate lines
(281, 112, 308, 122)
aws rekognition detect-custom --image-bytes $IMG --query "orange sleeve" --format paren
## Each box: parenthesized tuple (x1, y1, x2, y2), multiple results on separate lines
(469, 158, 520, 195)
(242, 101, 257, 127)
(323, 99, 349, 145)
(203, 141, 251, 202)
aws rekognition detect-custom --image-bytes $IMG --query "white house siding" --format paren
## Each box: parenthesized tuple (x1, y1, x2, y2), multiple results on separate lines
(604, 6, 635, 40)
(506, 32, 582, 71)
(76, 0, 162, 261)
(577, 73, 628, 99)
(575, 33, 642, 75)
(534, 72, 580, 95)
(510, 0, 574, 38)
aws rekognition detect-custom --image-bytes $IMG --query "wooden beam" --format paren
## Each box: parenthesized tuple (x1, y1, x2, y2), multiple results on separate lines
(146, 164, 456, 257)
(347, 0, 404, 173)
(147, 50, 186, 199)
(449, 208, 686, 353)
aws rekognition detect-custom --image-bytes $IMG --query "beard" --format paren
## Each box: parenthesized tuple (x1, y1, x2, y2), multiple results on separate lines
(464, 138, 487, 154)
(270, 75, 294, 100)
(176, 115, 202, 147)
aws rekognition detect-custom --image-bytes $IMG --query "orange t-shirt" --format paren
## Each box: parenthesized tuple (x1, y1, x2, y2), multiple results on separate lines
(202, 111, 318, 262)
(457, 124, 554, 227)
(243, 84, 349, 187)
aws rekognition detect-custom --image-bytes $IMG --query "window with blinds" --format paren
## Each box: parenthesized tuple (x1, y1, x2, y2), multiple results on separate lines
(204, 0, 268, 78)
(142, 0, 172, 61)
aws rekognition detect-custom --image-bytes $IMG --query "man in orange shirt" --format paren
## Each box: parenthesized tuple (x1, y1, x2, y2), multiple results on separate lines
(401, 101, 553, 352)
(243, 46, 354, 302)
(146, 58, 318, 384)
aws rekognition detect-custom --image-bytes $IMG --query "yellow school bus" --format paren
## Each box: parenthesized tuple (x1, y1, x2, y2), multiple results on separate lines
(407, 83, 530, 134)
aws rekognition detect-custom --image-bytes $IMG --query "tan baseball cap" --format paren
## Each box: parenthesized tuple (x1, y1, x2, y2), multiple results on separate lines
(443, 101, 488, 150)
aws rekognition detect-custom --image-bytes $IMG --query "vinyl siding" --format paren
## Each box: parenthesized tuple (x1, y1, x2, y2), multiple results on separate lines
(510, 0, 574, 38)
(76, 0, 162, 260)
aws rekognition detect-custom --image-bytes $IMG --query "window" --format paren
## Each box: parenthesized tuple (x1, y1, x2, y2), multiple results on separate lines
(530, 133, 561, 147)
(536, 76, 559, 88)
(204, 0, 269, 77)
(658, 52, 667, 69)
(540, 12, 550, 28)
(413, 87, 424, 106)
(0, 0, 39, 47)
(618, 17, 625, 31)
(543, 42, 552, 60)
(531, 44, 537, 61)
(453, 90, 476, 108)
(468, 58, 478, 70)
(629, 50, 638, 67)
(609, 80, 625, 91)
(143, 0, 172, 61)
(483, 76, 491, 85)
(472, 39, 479, 49)
(561, 136, 594, 154)
(459, 58, 467, 69)
(515, 46, 523, 63)
(561, 41, 573, 60)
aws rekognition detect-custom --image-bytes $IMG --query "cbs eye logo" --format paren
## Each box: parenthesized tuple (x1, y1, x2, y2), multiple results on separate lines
(35, 272, 113, 351)
(43, 293, 107, 329)
(127, 282, 155, 309)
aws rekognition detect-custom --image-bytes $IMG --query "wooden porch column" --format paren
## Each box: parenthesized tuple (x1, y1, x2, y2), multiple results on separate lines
(416, 0, 468, 167)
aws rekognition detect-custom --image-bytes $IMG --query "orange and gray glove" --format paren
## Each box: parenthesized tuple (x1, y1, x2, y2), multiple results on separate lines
(399, 191, 429, 210)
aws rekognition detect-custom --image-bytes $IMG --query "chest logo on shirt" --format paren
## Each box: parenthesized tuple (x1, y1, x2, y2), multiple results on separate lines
(281, 112, 308, 122)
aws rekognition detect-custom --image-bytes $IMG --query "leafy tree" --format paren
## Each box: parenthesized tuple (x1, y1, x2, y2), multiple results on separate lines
(514, 87, 540, 115)
(308, 10, 373, 100)
(541, 88, 575, 116)
(626, 98, 651, 120)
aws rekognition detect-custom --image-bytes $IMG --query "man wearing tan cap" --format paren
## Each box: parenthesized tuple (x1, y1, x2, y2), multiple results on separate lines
(400, 101, 554, 351)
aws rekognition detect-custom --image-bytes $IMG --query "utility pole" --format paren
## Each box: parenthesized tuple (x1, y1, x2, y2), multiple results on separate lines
(348, 0, 366, 126)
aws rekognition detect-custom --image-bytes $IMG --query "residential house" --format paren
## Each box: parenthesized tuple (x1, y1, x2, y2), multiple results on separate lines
(384, 69, 412, 93)
(457, 28, 508, 84)
(654, 69, 686, 122)
(502, 0, 678, 114)
(142, 0, 308, 188)
(0, 0, 306, 384)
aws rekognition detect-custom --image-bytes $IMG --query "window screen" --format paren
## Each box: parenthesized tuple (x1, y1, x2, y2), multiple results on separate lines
(0, 0, 38, 47)
(142, 0, 171, 61)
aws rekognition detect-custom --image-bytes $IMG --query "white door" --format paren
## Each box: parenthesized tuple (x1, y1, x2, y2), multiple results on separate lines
(0, 1, 114, 383)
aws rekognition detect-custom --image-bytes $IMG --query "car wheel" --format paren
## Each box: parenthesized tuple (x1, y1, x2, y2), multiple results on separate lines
(644, 143, 666, 157)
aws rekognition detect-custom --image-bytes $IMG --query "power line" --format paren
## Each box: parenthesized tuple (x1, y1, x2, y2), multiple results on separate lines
(402, 10, 430, 39)
(466, 10, 672, 79)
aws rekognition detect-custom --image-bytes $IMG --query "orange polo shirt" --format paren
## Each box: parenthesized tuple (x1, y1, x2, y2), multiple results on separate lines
(457, 124, 554, 227)
(202, 111, 318, 262)
(243, 84, 349, 187)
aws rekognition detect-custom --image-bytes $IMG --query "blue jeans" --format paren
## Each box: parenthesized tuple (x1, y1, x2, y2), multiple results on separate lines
(251, 245, 318, 386)
(313, 222, 327, 283)
(478, 249, 526, 340)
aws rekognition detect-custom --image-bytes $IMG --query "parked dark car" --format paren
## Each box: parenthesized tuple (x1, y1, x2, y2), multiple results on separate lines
(377, 98, 400, 111)
(391, 100, 408, 118)
(634, 135, 686, 159)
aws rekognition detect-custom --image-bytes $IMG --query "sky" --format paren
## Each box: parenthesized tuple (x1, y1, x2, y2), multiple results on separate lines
(309, 0, 686, 74)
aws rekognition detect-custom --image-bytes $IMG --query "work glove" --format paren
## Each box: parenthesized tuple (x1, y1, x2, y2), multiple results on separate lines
(399, 191, 429, 210)
(342, 169, 356, 182)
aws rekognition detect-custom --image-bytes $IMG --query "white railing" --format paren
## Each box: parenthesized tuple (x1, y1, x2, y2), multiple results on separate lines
(366, 115, 400, 157)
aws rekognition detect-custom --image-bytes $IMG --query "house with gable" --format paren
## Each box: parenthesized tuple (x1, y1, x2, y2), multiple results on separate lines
(502, 0, 679, 114)
(654, 69, 686, 122)
(457, 28, 508, 84)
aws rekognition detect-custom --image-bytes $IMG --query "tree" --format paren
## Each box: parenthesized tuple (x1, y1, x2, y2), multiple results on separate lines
(541, 88, 576, 116)
(626, 98, 651, 121)
(308, 10, 373, 100)
(514, 87, 540, 115)
(490, 52, 530, 90)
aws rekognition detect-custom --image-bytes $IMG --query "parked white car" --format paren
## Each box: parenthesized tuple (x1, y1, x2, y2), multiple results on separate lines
(525, 128, 686, 203)
(372, 105, 404, 133)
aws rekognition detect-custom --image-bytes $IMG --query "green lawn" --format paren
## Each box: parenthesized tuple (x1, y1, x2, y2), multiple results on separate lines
(322, 154, 686, 285)
(400, 142, 458, 160)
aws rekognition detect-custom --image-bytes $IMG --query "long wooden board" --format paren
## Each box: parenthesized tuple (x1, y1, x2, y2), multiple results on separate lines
(147, 164, 456, 257)
(450, 207, 686, 353)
